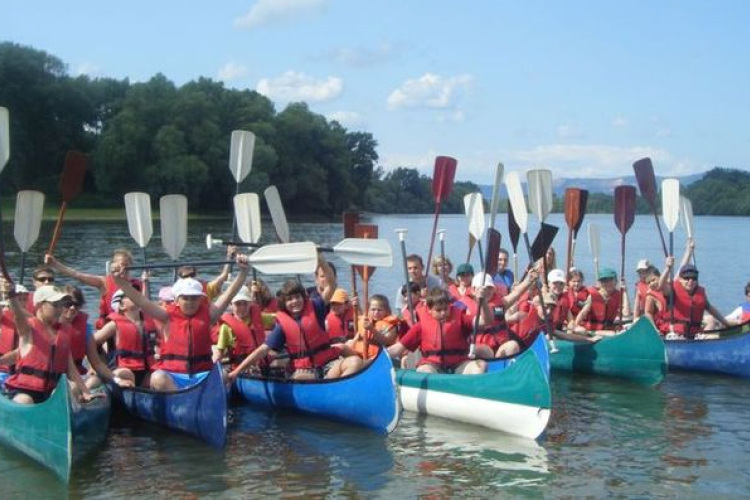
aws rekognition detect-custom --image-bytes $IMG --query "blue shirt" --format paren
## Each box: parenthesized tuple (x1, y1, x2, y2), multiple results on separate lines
(265, 296, 327, 351)
(493, 269, 514, 288)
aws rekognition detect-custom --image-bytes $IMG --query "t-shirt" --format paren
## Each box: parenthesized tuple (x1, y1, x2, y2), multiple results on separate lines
(265, 296, 327, 351)
(393, 275, 442, 312)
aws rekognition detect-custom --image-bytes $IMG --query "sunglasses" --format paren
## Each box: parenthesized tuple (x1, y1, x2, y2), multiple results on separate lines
(682, 275, 698, 281)
(35, 276, 55, 283)
(180, 272, 196, 279)
(60, 300, 82, 309)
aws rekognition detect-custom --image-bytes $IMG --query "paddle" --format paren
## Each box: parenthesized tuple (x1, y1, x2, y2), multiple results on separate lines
(264, 185, 290, 244)
(662, 178, 680, 330)
(354, 223, 379, 304)
(425, 156, 457, 277)
(469, 227, 501, 359)
(466, 233, 477, 263)
(128, 242, 319, 275)
(343, 212, 361, 351)
(488, 162, 505, 230)
(564, 188, 585, 276)
(14, 190, 44, 284)
(0, 107, 14, 286)
(160, 194, 187, 281)
(614, 185, 637, 324)
(588, 222, 601, 280)
(124, 192, 153, 297)
(234, 192, 262, 281)
(438, 229, 448, 285)
(634, 157, 668, 257)
(680, 195, 696, 266)
(395, 228, 416, 324)
(530, 223, 560, 264)
(527, 169, 554, 285)
(464, 192, 486, 272)
(47, 151, 88, 256)
(507, 200, 520, 282)
(228, 131, 256, 241)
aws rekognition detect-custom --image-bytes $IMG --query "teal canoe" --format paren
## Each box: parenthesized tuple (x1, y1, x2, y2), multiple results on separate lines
(549, 317, 668, 385)
(0, 377, 111, 482)
(397, 343, 551, 439)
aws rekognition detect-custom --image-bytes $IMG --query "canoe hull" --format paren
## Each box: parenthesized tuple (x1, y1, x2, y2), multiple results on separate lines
(109, 363, 227, 449)
(666, 323, 750, 378)
(549, 317, 668, 385)
(0, 376, 111, 482)
(397, 346, 551, 439)
(233, 348, 400, 434)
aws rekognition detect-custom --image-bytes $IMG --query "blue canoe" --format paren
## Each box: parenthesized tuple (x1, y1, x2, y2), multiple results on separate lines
(666, 321, 750, 378)
(233, 347, 400, 434)
(108, 363, 227, 449)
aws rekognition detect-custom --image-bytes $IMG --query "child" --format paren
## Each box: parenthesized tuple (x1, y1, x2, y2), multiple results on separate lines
(350, 295, 400, 360)
(326, 288, 355, 347)
(212, 286, 268, 374)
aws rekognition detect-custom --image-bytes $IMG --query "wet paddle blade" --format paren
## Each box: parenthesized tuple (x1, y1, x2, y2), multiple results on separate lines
(633, 157, 658, 206)
(432, 156, 458, 203)
(527, 169, 553, 222)
(124, 192, 153, 249)
(0, 107, 9, 172)
(488, 162, 505, 229)
(614, 185, 637, 235)
(334, 238, 393, 267)
(661, 178, 680, 232)
(248, 242, 317, 275)
(505, 171, 528, 233)
(234, 193, 262, 244)
(160, 194, 188, 260)
(680, 195, 694, 238)
(484, 228, 502, 276)
(60, 151, 88, 202)
(531, 223, 559, 262)
(507, 200, 520, 252)
(588, 223, 600, 261)
(14, 190, 44, 252)
(463, 192, 486, 241)
(264, 185, 290, 243)
(229, 130, 256, 183)
(343, 211, 359, 238)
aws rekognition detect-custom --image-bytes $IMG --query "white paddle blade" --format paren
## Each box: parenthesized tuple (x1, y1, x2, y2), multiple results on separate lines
(234, 193, 262, 244)
(124, 192, 153, 248)
(0, 107, 9, 171)
(334, 238, 393, 267)
(229, 130, 256, 183)
(505, 171, 529, 233)
(463, 193, 486, 240)
(248, 242, 317, 275)
(661, 178, 680, 232)
(14, 190, 44, 252)
(264, 185, 290, 243)
(488, 162, 505, 228)
(160, 194, 187, 260)
(587, 222, 601, 260)
(680, 195, 694, 239)
(527, 169, 553, 222)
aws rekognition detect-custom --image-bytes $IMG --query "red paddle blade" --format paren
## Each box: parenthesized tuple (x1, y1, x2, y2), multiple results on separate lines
(564, 188, 583, 230)
(531, 223, 559, 262)
(432, 156, 457, 203)
(343, 211, 359, 238)
(614, 185, 637, 235)
(507, 200, 520, 252)
(354, 223, 378, 280)
(633, 157, 657, 205)
(484, 228, 502, 276)
(60, 151, 88, 202)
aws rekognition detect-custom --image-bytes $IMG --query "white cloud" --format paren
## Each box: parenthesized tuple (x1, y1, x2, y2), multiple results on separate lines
(256, 70, 343, 102)
(327, 111, 363, 127)
(217, 61, 248, 82)
(387, 73, 473, 110)
(557, 125, 585, 140)
(234, 0, 327, 29)
(74, 62, 101, 77)
(612, 116, 629, 128)
(331, 42, 400, 67)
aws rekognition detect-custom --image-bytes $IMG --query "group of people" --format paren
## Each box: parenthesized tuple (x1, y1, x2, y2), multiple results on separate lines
(0, 233, 743, 405)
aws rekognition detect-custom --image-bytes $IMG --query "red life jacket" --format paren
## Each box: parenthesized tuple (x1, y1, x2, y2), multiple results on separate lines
(567, 287, 590, 317)
(325, 308, 354, 344)
(108, 312, 158, 371)
(418, 306, 470, 369)
(25, 294, 35, 314)
(262, 298, 279, 313)
(635, 281, 649, 315)
(69, 312, 89, 374)
(216, 308, 266, 368)
(516, 306, 545, 349)
(157, 302, 213, 374)
(550, 294, 571, 330)
(5, 318, 71, 395)
(96, 275, 143, 329)
(584, 287, 622, 331)
(740, 302, 750, 323)
(671, 281, 707, 336)
(401, 301, 427, 327)
(646, 289, 670, 334)
(276, 301, 340, 370)
(0, 309, 18, 374)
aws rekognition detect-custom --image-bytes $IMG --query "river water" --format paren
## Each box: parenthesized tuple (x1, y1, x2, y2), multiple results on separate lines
(1, 213, 749, 498)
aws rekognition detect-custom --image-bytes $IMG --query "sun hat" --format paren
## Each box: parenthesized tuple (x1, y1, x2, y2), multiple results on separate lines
(15, 284, 29, 294)
(636, 259, 651, 271)
(330, 288, 349, 304)
(171, 278, 205, 298)
(598, 267, 617, 281)
(456, 263, 475, 275)
(547, 269, 566, 284)
(33, 285, 67, 306)
(232, 286, 252, 303)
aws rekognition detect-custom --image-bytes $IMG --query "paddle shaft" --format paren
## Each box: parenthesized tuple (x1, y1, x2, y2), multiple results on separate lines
(669, 232, 675, 328)
(522, 232, 557, 352)
(128, 259, 236, 270)
(651, 202, 668, 257)
(46, 201, 68, 256)
(424, 201, 443, 280)
(397, 236, 416, 324)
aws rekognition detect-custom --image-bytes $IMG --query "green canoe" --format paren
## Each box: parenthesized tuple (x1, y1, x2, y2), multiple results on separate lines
(550, 317, 667, 385)
(0, 376, 111, 482)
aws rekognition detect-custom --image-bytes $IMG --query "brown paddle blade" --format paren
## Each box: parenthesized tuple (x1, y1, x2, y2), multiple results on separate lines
(508, 200, 520, 252)
(343, 211, 359, 238)
(531, 223, 559, 263)
(484, 229, 502, 277)
(614, 185, 637, 235)
(60, 151, 88, 202)
(564, 188, 583, 230)
(432, 156, 457, 203)
(633, 156, 668, 256)
(354, 223, 378, 281)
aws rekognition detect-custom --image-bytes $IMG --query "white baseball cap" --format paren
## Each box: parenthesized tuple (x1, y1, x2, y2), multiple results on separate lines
(232, 286, 252, 303)
(547, 269, 566, 284)
(171, 278, 205, 298)
(33, 285, 67, 306)
(636, 259, 651, 271)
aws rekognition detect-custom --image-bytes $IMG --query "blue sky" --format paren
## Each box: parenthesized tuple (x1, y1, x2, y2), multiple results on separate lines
(4, 0, 749, 184)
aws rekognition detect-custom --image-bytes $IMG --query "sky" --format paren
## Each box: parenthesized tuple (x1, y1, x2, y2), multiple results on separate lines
(3, 0, 750, 184)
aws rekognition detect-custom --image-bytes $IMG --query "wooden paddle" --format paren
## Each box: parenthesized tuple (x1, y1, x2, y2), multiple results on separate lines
(614, 185, 637, 324)
(425, 156, 457, 276)
(680, 195, 696, 266)
(395, 228, 416, 324)
(564, 188, 585, 276)
(634, 157, 668, 257)
(264, 185, 290, 244)
(507, 200, 520, 283)
(588, 222, 601, 280)
(662, 178, 680, 329)
(14, 190, 44, 284)
(527, 169, 554, 285)
(342, 211, 361, 353)
(354, 223, 379, 304)
(47, 151, 88, 256)
(0, 107, 14, 286)
(124, 192, 153, 297)
(228, 131, 256, 241)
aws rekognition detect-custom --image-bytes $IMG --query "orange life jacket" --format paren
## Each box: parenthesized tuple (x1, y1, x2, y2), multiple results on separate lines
(5, 318, 71, 395)
(276, 301, 340, 370)
(157, 302, 213, 374)
(325, 308, 354, 344)
(417, 306, 469, 368)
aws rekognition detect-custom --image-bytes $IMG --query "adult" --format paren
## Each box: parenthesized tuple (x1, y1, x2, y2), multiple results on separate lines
(726, 281, 750, 325)
(59, 285, 92, 379)
(394, 254, 442, 312)
(632, 259, 652, 320)
(431, 255, 454, 287)
(492, 249, 514, 293)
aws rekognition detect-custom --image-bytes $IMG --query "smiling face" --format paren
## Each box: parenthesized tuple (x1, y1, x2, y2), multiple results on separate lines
(177, 294, 202, 316)
(407, 260, 425, 282)
(368, 300, 388, 321)
(497, 252, 509, 271)
(284, 293, 305, 317)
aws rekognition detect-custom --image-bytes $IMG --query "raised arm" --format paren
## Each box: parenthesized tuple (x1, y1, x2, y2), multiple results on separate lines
(45, 254, 106, 291)
(317, 254, 336, 304)
(679, 238, 695, 270)
(112, 269, 168, 323)
(659, 256, 675, 296)
(210, 254, 250, 323)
